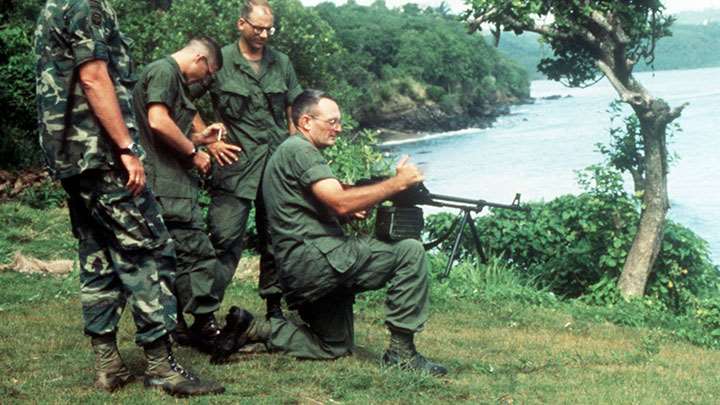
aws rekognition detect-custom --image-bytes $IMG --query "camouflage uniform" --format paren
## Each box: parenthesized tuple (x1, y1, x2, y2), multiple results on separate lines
(133, 57, 222, 317)
(262, 135, 430, 359)
(208, 43, 302, 302)
(34, 0, 176, 345)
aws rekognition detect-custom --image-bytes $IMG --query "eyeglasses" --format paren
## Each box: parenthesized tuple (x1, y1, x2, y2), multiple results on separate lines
(242, 18, 276, 36)
(310, 115, 342, 129)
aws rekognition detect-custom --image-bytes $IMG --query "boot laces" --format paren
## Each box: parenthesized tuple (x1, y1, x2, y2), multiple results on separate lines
(167, 353, 199, 382)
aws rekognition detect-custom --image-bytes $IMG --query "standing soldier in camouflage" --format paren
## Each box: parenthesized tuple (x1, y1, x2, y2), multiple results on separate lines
(34, 0, 224, 396)
(132, 37, 235, 350)
(207, 0, 303, 319)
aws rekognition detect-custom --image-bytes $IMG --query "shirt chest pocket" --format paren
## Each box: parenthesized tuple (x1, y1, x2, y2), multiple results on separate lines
(216, 83, 249, 120)
(264, 82, 288, 128)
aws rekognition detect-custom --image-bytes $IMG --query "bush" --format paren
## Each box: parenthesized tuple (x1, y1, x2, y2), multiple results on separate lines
(428, 254, 558, 307)
(15, 178, 66, 209)
(0, 19, 43, 169)
(425, 165, 719, 311)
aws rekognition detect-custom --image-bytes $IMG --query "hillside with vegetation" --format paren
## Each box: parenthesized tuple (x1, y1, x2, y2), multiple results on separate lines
(0, 0, 528, 171)
(313, 1, 529, 134)
(494, 21, 720, 79)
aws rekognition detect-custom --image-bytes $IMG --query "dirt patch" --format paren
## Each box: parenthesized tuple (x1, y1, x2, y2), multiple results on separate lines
(0, 252, 74, 275)
(234, 256, 260, 282)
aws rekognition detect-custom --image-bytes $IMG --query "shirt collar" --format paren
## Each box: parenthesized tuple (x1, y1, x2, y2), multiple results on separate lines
(232, 41, 276, 67)
(165, 56, 187, 87)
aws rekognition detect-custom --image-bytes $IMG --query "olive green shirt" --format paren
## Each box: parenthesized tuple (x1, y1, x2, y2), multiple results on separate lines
(209, 43, 303, 199)
(263, 135, 371, 306)
(133, 57, 198, 199)
(34, 0, 138, 179)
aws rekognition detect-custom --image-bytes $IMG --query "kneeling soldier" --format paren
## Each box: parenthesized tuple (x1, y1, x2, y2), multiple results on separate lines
(218, 90, 447, 375)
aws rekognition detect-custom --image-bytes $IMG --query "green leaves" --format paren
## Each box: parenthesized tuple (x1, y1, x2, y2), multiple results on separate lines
(466, 0, 674, 86)
(424, 164, 719, 311)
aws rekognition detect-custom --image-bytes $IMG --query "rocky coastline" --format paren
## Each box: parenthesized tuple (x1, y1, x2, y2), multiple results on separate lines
(362, 97, 533, 144)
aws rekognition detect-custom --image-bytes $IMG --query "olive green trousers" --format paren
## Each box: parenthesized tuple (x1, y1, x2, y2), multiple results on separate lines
(268, 238, 430, 359)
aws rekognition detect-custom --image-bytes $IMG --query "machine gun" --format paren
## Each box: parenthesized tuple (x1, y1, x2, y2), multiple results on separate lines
(358, 178, 529, 278)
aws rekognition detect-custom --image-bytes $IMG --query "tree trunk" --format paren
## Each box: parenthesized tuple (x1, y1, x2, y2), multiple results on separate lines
(629, 168, 644, 195)
(617, 105, 670, 298)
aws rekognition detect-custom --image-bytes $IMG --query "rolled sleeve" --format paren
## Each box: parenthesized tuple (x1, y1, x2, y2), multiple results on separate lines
(67, 1, 109, 67)
(145, 67, 177, 108)
(285, 63, 303, 103)
(300, 164, 335, 188)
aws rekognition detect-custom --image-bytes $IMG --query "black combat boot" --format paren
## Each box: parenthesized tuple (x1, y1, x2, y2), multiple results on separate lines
(91, 334, 135, 392)
(265, 295, 285, 320)
(172, 312, 193, 347)
(190, 313, 222, 353)
(143, 336, 225, 397)
(382, 329, 447, 376)
(210, 306, 255, 364)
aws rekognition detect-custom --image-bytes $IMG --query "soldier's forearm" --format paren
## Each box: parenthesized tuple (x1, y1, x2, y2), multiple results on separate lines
(192, 113, 207, 133)
(312, 177, 403, 217)
(78, 60, 133, 149)
(147, 107, 196, 156)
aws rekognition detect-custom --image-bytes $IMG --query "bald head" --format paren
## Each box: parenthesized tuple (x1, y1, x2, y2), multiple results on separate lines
(241, 0, 273, 20)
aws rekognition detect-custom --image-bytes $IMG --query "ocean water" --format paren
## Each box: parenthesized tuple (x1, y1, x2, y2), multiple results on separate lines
(383, 67, 720, 264)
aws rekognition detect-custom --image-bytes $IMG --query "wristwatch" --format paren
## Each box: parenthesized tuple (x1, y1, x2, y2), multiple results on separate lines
(118, 142, 144, 157)
(188, 146, 198, 159)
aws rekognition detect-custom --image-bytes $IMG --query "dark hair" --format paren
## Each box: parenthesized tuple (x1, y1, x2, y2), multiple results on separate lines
(291, 89, 336, 127)
(188, 36, 223, 70)
(241, 0, 271, 19)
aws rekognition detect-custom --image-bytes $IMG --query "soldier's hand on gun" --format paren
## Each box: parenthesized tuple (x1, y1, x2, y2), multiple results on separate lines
(193, 150, 212, 175)
(351, 209, 368, 220)
(192, 122, 227, 145)
(208, 141, 243, 166)
(120, 154, 146, 196)
(395, 155, 424, 189)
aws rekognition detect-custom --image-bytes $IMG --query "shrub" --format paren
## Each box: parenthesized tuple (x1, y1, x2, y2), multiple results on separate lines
(15, 178, 66, 209)
(425, 165, 719, 311)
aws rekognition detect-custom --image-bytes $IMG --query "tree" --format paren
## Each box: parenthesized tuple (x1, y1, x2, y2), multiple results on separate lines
(466, 0, 685, 298)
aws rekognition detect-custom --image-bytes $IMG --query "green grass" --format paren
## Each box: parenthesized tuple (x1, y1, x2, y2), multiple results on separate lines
(3, 202, 720, 403)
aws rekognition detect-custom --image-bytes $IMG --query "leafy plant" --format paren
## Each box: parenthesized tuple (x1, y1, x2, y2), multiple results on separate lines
(424, 164, 719, 311)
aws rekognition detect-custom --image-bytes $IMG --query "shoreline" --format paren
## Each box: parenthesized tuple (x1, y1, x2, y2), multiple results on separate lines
(369, 97, 536, 146)
(375, 127, 486, 146)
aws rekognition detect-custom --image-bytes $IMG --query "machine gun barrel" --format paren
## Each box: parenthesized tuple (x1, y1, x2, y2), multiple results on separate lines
(423, 192, 529, 212)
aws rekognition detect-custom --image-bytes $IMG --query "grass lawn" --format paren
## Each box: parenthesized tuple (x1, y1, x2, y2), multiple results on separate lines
(2, 203, 720, 404)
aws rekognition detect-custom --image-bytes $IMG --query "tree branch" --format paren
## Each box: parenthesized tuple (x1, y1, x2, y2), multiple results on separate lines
(592, 10, 630, 45)
(596, 60, 648, 107)
(668, 103, 688, 122)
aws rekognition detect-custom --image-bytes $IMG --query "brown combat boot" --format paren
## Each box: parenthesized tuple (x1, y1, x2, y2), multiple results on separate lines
(90, 334, 135, 392)
(143, 336, 225, 397)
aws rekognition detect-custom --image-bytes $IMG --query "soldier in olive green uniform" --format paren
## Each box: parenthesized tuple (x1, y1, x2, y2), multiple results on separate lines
(254, 90, 447, 375)
(34, 0, 223, 396)
(133, 37, 230, 347)
(207, 0, 302, 318)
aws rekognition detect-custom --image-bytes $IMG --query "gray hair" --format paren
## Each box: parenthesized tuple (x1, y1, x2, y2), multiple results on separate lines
(291, 89, 336, 127)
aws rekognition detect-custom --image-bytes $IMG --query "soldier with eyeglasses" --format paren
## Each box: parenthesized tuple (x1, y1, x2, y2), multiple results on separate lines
(207, 0, 302, 319)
